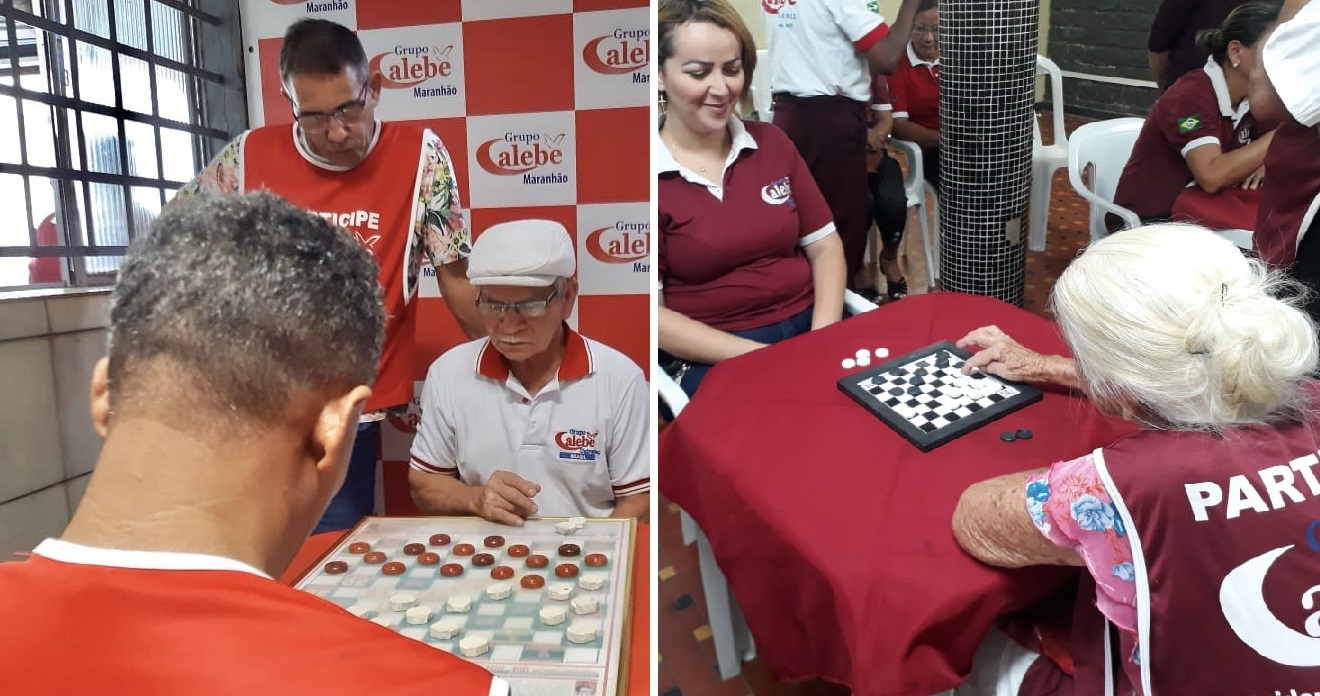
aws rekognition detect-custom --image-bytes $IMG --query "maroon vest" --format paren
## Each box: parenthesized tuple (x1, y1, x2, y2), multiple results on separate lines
(1255, 122, 1320, 269)
(1073, 389, 1320, 695)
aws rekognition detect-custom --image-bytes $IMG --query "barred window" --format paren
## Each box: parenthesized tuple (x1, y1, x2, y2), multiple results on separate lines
(0, 0, 244, 288)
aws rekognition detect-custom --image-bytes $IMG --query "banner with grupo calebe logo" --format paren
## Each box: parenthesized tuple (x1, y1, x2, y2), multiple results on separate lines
(238, 0, 650, 515)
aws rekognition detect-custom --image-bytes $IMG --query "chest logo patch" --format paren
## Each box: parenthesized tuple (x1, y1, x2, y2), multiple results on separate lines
(1178, 114, 1202, 134)
(555, 429, 601, 462)
(761, 177, 794, 205)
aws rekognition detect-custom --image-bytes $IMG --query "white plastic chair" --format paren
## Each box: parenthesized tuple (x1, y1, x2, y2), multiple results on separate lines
(750, 49, 773, 121)
(657, 366, 756, 679)
(1067, 117, 1255, 249)
(1067, 117, 1144, 242)
(888, 138, 940, 288)
(1029, 55, 1068, 252)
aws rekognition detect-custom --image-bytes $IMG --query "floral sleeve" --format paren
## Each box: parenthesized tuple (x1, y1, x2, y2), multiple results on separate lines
(408, 130, 471, 291)
(173, 136, 243, 200)
(1026, 453, 1139, 634)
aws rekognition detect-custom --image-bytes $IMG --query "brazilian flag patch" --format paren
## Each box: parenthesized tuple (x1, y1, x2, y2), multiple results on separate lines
(1177, 114, 1202, 134)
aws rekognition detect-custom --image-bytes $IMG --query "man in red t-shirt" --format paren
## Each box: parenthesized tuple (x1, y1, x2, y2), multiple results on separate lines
(175, 19, 485, 534)
(0, 193, 504, 696)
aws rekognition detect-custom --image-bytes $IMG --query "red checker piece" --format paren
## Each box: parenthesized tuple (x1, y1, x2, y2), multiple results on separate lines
(323, 561, 349, 575)
(555, 563, 580, 578)
(440, 563, 465, 577)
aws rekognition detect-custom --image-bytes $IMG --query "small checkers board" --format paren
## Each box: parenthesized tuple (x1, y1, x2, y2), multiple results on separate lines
(294, 516, 636, 696)
(837, 340, 1043, 452)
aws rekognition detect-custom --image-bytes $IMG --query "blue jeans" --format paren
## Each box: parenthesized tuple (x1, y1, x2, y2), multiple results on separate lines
(660, 305, 814, 415)
(314, 420, 380, 534)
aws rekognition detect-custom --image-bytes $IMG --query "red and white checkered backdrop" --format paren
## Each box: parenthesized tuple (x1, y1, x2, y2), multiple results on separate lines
(238, 0, 651, 514)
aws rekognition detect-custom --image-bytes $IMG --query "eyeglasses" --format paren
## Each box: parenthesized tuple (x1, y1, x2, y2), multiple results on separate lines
(475, 289, 560, 319)
(293, 82, 369, 134)
(912, 24, 941, 36)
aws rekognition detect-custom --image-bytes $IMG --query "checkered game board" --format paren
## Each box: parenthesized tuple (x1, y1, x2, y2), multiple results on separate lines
(294, 516, 636, 696)
(837, 340, 1043, 451)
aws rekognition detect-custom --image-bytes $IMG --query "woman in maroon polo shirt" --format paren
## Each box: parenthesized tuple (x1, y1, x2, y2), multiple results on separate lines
(656, 0, 846, 398)
(949, 223, 1320, 694)
(1112, 2, 1279, 232)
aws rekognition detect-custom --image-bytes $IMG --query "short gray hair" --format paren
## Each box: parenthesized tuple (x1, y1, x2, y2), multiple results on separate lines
(109, 192, 384, 423)
(1052, 223, 1318, 431)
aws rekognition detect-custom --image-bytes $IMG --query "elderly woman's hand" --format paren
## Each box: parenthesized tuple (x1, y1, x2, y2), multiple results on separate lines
(955, 325, 1080, 389)
(956, 326, 1042, 378)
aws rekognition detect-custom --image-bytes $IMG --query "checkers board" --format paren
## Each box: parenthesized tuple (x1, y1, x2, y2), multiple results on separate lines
(294, 516, 636, 696)
(837, 340, 1043, 451)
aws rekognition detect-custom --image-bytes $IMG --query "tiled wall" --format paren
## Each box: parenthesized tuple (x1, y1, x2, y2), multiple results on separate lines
(0, 290, 110, 558)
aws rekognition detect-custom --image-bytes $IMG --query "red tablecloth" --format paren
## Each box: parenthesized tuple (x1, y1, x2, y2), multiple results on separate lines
(658, 292, 1138, 696)
(281, 523, 652, 696)
(1172, 185, 1258, 231)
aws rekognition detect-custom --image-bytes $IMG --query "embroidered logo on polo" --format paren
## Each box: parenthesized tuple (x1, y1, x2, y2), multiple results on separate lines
(1178, 114, 1202, 134)
(763, 0, 797, 13)
(555, 429, 601, 462)
(761, 177, 794, 205)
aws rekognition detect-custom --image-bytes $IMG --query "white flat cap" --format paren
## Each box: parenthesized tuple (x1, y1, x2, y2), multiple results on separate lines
(467, 219, 576, 287)
(1263, 0, 1320, 127)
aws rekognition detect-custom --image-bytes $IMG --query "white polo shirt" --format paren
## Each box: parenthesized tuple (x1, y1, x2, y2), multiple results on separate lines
(1263, 0, 1320, 127)
(410, 330, 650, 519)
(762, 0, 891, 103)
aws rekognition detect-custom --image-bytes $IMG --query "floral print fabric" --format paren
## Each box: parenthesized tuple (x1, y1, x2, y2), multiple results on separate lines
(1026, 454, 1139, 634)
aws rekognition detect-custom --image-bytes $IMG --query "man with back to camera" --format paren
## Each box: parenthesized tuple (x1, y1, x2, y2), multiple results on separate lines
(408, 220, 651, 525)
(175, 18, 485, 534)
(0, 192, 506, 696)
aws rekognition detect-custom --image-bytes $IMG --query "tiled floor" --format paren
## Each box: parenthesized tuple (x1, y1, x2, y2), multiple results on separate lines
(655, 112, 1096, 696)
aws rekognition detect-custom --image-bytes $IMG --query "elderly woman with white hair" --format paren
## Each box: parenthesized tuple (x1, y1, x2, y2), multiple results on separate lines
(950, 223, 1320, 695)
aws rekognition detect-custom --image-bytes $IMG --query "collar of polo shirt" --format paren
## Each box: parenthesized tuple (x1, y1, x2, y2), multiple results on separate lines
(655, 114, 759, 182)
(475, 325, 595, 385)
(907, 42, 940, 69)
(1203, 57, 1250, 127)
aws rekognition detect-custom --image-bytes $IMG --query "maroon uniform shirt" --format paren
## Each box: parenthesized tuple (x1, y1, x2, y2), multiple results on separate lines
(658, 118, 835, 332)
(1070, 389, 1320, 695)
(1254, 121, 1320, 269)
(1114, 60, 1258, 223)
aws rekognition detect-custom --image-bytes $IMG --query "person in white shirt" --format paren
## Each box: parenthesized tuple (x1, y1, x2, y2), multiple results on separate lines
(762, 0, 921, 295)
(408, 220, 651, 525)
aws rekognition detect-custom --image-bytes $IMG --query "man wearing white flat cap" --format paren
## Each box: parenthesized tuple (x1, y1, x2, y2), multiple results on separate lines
(1249, 0, 1320, 322)
(407, 219, 651, 524)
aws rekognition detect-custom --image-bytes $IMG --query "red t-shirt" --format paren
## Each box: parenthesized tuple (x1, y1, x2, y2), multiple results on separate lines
(1114, 62, 1258, 221)
(242, 122, 427, 414)
(658, 119, 835, 332)
(889, 45, 940, 133)
(0, 548, 501, 696)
